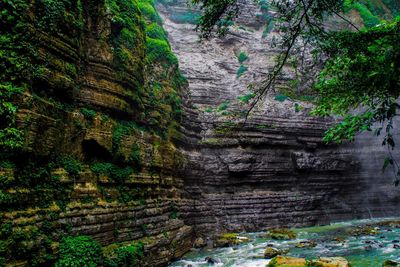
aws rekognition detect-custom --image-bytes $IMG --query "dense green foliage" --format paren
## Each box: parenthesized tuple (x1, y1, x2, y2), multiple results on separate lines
(56, 236, 145, 267)
(313, 18, 400, 146)
(91, 162, 134, 183)
(56, 236, 102, 267)
(0, 1, 30, 152)
(0, 85, 24, 151)
(103, 242, 144, 267)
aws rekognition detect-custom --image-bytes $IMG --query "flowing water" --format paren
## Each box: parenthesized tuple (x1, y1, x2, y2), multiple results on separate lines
(169, 218, 400, 267)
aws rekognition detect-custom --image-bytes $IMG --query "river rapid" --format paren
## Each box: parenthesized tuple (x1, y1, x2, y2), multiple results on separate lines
(169, 218, 400, 267)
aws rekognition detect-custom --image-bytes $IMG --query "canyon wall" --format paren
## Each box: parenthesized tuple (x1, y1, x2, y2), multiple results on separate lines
(0, 0, 194, 266)
(157, 0, 400, 237)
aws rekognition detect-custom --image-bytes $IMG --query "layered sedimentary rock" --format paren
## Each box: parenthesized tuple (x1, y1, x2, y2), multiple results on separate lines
(157, 0, 400, 237)
(0, 0, 193, 266)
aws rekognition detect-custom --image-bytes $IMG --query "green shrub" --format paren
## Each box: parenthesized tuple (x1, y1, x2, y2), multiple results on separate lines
(60, 156, 82, 176)
(274, 94, 288, 102)
(56, 236, 102, 267)
(237, 51, 248, 63)
(91, 162, 133, 183)
(236, 65, 248, 78)
(103, 242, 144, 267)
(216, 101, 230, 112)
(262, 20, 274, 38)
(0, 84, 24, 151)
(343, 1, 380, 27)
(237, 93, 255, 104)
(35, 0, 83, 34)
(112, 121, 142, 152)
(294, 103, 303, 112)
(81, 108, 96, 121)
(353, 2, 381, 27)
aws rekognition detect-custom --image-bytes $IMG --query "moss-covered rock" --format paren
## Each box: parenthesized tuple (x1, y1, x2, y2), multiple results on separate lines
(214, 233, 250, 247)
(264, 228, 297, 240)
(378, 220, 400, 228)
(267, 256, 308, 267)
(264, 247, 287, 259)
(348, 226, 379, 236)
(309, 257, 351, 267)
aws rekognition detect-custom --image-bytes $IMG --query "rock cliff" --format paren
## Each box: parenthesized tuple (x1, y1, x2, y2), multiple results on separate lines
(157, 0, 400, 237)
(0, 0, 192, 266)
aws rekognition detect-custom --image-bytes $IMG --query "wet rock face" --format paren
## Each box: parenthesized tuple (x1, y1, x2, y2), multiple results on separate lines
(158, 0, 400, 237)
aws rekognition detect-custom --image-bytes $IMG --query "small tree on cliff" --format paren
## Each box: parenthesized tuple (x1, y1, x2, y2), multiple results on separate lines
(191, 0, 400, 185)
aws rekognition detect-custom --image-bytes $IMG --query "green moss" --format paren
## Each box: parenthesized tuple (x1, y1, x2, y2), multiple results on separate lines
(146, 37, 178, 66)
(265, 228, 297, 240)
(274, 94, 289, 102)
(205, 107, 213, 113)
(106, 0, 145, 74)
(216, 101, 230, 112)
(145, 22, 168, 39)
(237, 51, 249, 63)
(138, 0, 162, 24)
(236, 64, 248, 78)
(215, 233, 249, 247)
(267, 256, 308, 267)
(35, 0, 83, 35)
(91, 162, 133, 183)
(237, 93, 255, 104)
(112, 121, 142, 153)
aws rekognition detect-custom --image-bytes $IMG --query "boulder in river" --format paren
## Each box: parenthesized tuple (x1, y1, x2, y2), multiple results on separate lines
(295, 240, 317, 248)
(214, 233, 250, 247)
(349, 225, 379, 236)
(377, 220, 400, 228)
(310, 257, 351, 267)
(264, 247, 286, 259)
(264, 228, 297, 240)
(267, 256, 307, 267)
(205, 257, 218, 264)
(382, 260, 400, 267)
